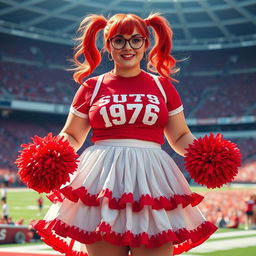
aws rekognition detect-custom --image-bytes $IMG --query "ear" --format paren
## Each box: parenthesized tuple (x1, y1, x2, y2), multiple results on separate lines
(105, 39, 111, 52)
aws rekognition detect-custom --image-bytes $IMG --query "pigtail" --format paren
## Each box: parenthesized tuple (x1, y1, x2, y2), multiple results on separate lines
(145, 13, 179, 82)
(72, 15, 107, 85)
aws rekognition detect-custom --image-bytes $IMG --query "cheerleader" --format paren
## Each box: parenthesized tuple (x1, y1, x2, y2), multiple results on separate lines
(31, 13, 218, 256)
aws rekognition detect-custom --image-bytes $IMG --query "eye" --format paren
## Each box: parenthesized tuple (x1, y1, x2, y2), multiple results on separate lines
(131, 37, 143, 44)
(113, 37, 124, 45)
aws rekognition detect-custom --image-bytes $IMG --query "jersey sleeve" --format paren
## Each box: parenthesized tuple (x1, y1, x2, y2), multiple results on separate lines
(70, 83, 93, 118)
(160, 77, 184, 116)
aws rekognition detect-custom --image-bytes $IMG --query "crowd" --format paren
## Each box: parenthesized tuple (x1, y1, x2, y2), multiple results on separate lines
(1, 34, 256, 118)
(0, 62, 74, 104)
(187, 73, 256, 118)
(1, 34, 256, 242)
(1, 119, 256, 183)
(1, 34, 255, 72)
(1, 62, 256, 118)
(199, 190, 256, 230)
(1, 178, 255, 231)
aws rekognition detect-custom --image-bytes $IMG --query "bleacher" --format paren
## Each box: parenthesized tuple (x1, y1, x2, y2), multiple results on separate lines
(1, 36, 256, 118)
(0, 34, 256, 186)
(199, 189, 255, 226)
(1, 117, 255, 183)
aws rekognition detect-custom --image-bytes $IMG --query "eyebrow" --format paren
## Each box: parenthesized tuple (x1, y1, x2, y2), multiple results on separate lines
(115, 34, 141, 38)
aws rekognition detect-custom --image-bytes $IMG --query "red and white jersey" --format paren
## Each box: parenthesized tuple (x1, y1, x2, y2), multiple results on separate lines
(70, 70, 183, 144)
(245, 200, 254, 212)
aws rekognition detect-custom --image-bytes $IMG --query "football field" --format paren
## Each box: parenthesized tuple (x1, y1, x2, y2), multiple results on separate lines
(0, 188, 255, 256)
(2, 188, 50, 225)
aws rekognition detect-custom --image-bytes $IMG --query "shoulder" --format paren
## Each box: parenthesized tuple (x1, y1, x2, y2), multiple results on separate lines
(83, 75, 101, 88)
(157, 76, 177, 89)
(149, 74, 179, 94)
(141, 71, 157, 81)
(145, 72, 176, 87)
(75, 74, 104, 93)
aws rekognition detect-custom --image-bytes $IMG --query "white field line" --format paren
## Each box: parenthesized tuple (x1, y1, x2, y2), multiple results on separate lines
(6, 188, 31, 192)
(210, 230, 256, 239)
(1, 230, 256, 255)
(190, 235, 256, 253)
(0, 244, 63, 254)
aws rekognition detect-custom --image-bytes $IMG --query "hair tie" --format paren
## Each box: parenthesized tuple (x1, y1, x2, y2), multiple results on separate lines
(145, 19, 150, 26)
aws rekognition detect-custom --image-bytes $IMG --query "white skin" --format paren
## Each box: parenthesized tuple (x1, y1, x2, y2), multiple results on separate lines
(59, 28, 196, 256)
(110, 28, 145, 77)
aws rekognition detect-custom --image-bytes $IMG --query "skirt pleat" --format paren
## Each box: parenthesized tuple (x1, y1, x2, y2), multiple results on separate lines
(33, 139, 217, 255)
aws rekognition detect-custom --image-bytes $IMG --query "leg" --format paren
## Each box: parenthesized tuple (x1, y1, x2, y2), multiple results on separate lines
(86, 240, 130, 256)
(248, 215, 252, 229)
(130, 242, 173, 256)
(244, 214, 249, 229)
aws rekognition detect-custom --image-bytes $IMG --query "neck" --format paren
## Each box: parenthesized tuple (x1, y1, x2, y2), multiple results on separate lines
(113, 65, 141, 78)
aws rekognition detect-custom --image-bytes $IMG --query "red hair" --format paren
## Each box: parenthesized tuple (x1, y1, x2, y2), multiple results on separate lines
(72, 14, 107, 85)
(145, 13, 179, 81)
(72, 13, 179, 85)
(104, 14, 150, 50)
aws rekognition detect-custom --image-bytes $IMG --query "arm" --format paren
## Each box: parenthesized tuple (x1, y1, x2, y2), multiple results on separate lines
(164, 111, 196, 156)
(59, 112, 91, 152)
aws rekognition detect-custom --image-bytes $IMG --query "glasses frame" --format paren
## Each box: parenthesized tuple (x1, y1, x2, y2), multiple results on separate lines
(109, 35, 146, 50)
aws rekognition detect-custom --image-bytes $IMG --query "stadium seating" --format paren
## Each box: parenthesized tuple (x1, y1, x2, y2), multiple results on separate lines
(199, 189, 255, 227)
(0, 62, 77, 104)
(0, 35, 255, 187)
(183, 73, 256, 118)
(1, 118, 256, 183)
(1, 35, 256, 117)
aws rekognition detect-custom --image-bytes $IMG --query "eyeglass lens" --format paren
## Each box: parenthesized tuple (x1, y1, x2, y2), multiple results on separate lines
(111, 36, 144, 49)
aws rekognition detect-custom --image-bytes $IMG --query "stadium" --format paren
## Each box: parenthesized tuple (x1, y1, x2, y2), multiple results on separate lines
(0, 0, 256, 255)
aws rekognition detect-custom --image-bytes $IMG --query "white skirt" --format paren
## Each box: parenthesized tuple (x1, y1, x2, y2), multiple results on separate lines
(33, 139, 217, 255)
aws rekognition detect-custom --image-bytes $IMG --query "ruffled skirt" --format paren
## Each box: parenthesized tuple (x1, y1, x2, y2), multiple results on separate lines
(32, 139, 217, 255)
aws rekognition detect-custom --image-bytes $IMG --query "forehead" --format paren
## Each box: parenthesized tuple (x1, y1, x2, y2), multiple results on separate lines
(114, 27, 141, 38)
(106, 18, 146, 40)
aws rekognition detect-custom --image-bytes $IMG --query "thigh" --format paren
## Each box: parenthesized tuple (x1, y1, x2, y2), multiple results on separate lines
(130, 242, 173, 256)
(86, 240, 130, 256)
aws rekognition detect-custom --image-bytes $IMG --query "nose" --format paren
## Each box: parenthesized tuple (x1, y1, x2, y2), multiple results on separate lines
(123, 40, 132, 50)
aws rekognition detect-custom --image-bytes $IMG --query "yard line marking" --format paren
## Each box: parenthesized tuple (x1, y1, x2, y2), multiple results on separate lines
(210, 230, 256, 239)
(190, 236, 256, 253)
(0, 253, 62, 256)
(1, 230, 256, 255)
(0, 244, 63, 254)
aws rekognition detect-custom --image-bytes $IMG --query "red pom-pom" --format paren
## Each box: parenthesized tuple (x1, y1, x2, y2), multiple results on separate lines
(184, 133, 241, 188)
(15, 133, 79, 193)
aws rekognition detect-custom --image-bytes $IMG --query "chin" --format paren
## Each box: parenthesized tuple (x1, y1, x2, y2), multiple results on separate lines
(118, 63, 138, 70)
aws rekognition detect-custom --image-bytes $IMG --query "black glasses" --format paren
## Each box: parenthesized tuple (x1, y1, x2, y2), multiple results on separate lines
(109, 35, 146, 50)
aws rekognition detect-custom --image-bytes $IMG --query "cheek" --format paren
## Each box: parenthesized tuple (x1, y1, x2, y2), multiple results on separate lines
(111, 51, 120, 60)
(138, 50, 145, 57)
(137, 49, 145, 60)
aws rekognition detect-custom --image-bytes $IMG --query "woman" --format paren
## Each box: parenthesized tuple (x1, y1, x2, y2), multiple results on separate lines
(33, 13, 217, 256)
(244, 195, 255, 229)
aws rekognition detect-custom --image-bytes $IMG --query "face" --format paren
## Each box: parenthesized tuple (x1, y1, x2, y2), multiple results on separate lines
(109, 28, 146, 76)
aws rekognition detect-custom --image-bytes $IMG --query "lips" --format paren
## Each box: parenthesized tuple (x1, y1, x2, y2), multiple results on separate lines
(121, 54, 135, 60)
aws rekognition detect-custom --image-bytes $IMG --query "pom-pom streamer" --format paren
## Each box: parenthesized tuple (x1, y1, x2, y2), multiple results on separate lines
(15, 133, 79, 193)
(184, 133, 241, 189)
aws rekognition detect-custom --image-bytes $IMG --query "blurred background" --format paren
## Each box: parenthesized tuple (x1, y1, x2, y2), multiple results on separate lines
(0, 0, 256, 253)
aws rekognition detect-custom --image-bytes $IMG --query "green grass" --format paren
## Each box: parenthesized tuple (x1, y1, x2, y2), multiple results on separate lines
(0, 242, 43, 247)
(6, 189, 51, 225)
(187, 246, 256, 256)
(4, 186, 256, 226)
(215, 227, 246, 233)
(208, 234, 256, 242)
(2, 186, 256, 256)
